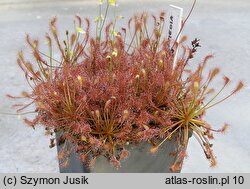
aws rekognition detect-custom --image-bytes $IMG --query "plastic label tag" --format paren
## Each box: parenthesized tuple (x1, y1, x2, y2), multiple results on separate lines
(167, 5, 183, 68)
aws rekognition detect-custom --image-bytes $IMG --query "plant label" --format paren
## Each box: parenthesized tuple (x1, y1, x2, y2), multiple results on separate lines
(167, 5, 183, 68)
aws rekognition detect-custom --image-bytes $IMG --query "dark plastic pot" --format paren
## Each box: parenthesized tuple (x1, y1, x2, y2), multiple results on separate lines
(56, 132, 192, 173)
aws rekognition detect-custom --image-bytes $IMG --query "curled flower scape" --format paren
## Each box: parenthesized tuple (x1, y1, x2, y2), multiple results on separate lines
(10, 1, 243, 172)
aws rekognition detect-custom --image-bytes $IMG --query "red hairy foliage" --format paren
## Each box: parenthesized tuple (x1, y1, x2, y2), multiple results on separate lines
(11, 10, 243, 171)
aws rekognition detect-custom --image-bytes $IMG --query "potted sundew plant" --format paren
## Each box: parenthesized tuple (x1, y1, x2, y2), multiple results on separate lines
(9, 0, 243, 172)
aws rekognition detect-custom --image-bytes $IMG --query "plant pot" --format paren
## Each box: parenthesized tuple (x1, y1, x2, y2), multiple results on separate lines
(56, 131, 192, 173)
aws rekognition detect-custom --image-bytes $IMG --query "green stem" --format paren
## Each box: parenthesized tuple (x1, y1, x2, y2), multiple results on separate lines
(99, 2, 110, 40)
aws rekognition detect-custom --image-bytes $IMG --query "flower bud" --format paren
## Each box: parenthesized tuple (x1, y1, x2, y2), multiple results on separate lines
(108, 0, 116, 6)
(77, 75, 83, 88)
(123, 110, 129, 120)
(106, 55, 111, 60)
(111, 48, 118, 57)
(98, 0, 103, 5)
(81, 135, 87, 142)
(95, 17, 99, 22)
(141, 69, 146, 77)
(95, 110, 100, 118)
(162, 51, 166, 57)
(153, 111, 159, 116)
(111, 96, 116, 100)
(32, 42, 37, 49)
(158, 59, 163, 70)
(104, 100, 111, 110)
(143, 124, 149, 130)
(37, 101, 45, 109)
(76, 27, 85, 34)
(112, 31, 118, 37)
